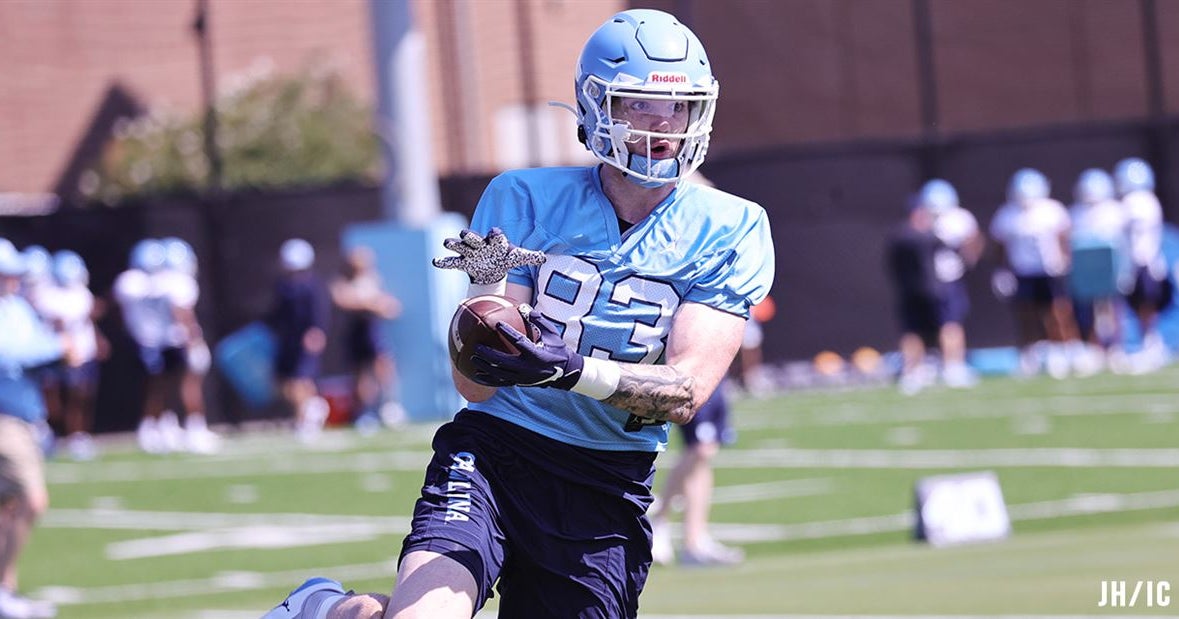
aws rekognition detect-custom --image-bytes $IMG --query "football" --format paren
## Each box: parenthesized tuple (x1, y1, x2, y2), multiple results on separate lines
(448, 294, 539, 381)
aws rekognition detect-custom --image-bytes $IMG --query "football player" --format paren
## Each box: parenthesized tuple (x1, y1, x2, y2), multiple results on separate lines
(989, 168, 1082, 378)
(265, 8, 774, 619)
(1114, 157, 1173, 371)
(1067, 168, 1130, 374)
(919, 179, 985, 388)
(114, 238, 189, 453)
(158, 237, 220, 453)
(39, 250, 105, 460)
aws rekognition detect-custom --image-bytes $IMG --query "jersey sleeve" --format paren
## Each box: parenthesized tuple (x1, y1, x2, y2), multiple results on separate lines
(988, 207, 1011, 242)
(684, 207, 775, 318)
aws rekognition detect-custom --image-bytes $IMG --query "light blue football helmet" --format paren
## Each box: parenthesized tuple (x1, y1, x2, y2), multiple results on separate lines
(1073, 168, 1115, 204)
(130, 238, 167, 273)
(161, 236, 197, 276)
(52, 250, 89, 286)
(1113, 157, 1154, 196)
(918, 179, 959, 213)
(21, 245, 52, 282)
(1007, 168, 1050, 203)
(0, 239, 24, 278)
(574, 9, 718, 187)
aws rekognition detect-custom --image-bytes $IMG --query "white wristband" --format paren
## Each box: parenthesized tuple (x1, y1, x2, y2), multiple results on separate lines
(572, 356, 621, 400)
(466, 279, 507, 298)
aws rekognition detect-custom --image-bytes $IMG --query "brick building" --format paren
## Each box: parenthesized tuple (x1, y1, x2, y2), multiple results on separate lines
(5, 0, 1179, 199)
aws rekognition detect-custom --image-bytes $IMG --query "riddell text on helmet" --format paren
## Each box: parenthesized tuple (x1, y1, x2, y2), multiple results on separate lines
(648, 72, 688, 84)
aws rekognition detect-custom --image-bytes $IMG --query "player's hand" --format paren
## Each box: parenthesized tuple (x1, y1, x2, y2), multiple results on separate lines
(431, 227, 546, 285)
(469, 307, 583, 390)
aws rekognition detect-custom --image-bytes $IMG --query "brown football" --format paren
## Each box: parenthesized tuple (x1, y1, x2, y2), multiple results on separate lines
(448, 294, 539, 381)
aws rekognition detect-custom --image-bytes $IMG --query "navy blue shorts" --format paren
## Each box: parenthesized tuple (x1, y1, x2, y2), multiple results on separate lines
(1014, 275, 1069, 306)
(400, 410, 657, 617)
(1127, 265, 1174, 312)
(58, 360, 99, 391)
(898, 295, 941, 341)
(938, 280, 970, 325)
(678, 387, 735, 447)
(274, 345, 320, 380)
(138, 346, 187, 377)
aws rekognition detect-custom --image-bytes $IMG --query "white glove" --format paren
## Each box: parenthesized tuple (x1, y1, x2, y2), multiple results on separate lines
(432, 227, 546, 285)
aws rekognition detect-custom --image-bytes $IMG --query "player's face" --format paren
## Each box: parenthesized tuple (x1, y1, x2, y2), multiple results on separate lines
(611, 97, 690, 159)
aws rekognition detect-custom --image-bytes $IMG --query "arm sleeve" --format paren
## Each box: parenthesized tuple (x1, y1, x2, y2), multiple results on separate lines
(684, 208, 776, 318)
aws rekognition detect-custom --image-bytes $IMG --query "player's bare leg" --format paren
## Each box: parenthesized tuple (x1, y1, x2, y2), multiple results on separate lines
(383, 551, 477, 619)
(677, 442, 742, 566)
(938, 322, 977, 388)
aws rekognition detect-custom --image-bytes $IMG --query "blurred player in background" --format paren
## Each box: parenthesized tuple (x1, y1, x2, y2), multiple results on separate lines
(649, 384, 744, 567)
(17, 246, 62, 454)
(266, 239, 330, 444)
(919, 179, 984, 388)
(0, 240, 61, 619)
(329, 245, 403, 430)
(158, 237, 219, 453)
(1114, 157, 1173, 372)
(265, 8, 773, 619)
(886, 195, 947, 394)
(115, 239, 185, 453)
(1067, 168, 1130, 375)
(38, 251, 106, 461)
(989, 168, 1081, 378)
(736, 295, 776, 396)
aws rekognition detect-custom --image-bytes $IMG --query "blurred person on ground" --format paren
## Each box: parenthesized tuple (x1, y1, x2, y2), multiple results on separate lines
(0, 240, 61, 619)
(920, 179, 985, 388)
(329, 246, 404, 432)
(264, 8, 773, 619)
(35, 251, 108, 461)
(649, 383, 744, 567)
(1067, 169, 1131, 375)
(988, 168, 1082, 378)
(1114, 157, 1174, 372)
(157, 237, 220, 453)
(737, 295, 776, 396)
(266, 239, 330, 444)
(886, 195, 948, 395)
(16, 246, 62, 456)
(114, 238, 190, 453)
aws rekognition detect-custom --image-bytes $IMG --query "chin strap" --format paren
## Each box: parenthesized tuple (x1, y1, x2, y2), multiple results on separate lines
(625, 154, 680, 188)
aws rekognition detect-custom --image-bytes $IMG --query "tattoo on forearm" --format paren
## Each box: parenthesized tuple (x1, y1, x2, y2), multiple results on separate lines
(604, 364, 696, 425)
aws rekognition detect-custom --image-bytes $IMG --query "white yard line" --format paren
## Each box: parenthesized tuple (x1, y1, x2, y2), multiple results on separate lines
(719, 448, 1179, 468)
(46, 445, 1179, 488)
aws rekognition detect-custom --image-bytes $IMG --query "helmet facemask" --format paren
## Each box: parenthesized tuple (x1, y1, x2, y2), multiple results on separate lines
(578, 73, 717, 187)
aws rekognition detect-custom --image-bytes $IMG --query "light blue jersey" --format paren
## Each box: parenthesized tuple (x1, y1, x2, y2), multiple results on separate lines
(469, 166, 774, 452)
(0, 294, 63, 422)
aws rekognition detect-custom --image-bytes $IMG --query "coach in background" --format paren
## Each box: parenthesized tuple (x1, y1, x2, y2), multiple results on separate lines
(0, 240, 61, 619)
(887, 195, 948, 395)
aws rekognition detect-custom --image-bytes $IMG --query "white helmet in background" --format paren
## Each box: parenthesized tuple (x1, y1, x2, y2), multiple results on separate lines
(52, 250, 89, 286)
(130, 238, 167, 273)
(162, 236, 198, 276)
(1112, 157, 1154, 197)
(918, 179, 959, 214)
(1007, 168, 1050, 204)
(1073, 168, 1115, 204)
(280, 238, 315, 272)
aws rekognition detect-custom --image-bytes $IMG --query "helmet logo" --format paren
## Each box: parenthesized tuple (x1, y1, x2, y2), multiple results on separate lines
(647, 72, 689, 84)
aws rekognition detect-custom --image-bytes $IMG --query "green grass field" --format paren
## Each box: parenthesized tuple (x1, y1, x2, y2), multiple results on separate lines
(26, 364, 1179, 618)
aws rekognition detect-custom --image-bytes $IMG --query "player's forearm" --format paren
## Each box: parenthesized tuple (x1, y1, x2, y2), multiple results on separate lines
(601, 362, 696, 425)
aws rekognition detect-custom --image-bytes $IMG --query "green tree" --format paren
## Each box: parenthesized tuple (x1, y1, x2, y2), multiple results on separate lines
(84, 62, 380, 204)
